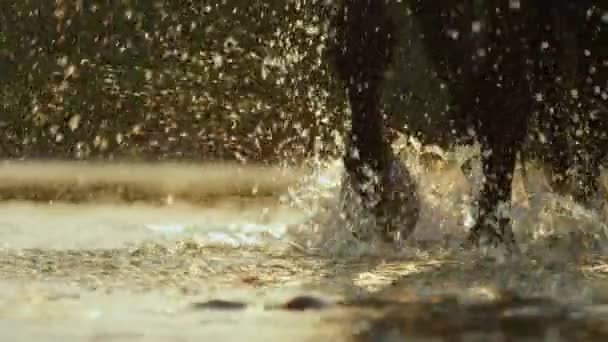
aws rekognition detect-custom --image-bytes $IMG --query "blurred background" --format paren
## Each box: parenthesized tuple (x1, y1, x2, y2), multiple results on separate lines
(0, 0, 351, 165)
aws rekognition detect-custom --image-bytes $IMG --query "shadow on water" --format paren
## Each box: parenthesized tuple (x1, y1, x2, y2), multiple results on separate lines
(345, 291, 608, 341)
(288, 236, 608, 341)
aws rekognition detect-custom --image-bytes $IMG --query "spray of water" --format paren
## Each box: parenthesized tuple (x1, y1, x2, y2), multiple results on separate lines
(282, 133, 608, 264)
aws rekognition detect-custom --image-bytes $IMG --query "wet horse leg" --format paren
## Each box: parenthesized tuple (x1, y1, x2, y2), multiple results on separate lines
(468, 135, 520, 252)
(457, 80, 528, 253)
(333, 0, 419, 242)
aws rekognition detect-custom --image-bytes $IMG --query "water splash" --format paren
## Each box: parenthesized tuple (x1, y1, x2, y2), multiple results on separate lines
(280, 138, 608, 261)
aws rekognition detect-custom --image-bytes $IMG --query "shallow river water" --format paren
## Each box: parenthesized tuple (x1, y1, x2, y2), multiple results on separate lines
(0, 156, 608, 341)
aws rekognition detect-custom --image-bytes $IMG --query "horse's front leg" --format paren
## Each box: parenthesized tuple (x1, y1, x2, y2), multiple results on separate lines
(333, 0, 420, 242)
(467, 134, 520, 255)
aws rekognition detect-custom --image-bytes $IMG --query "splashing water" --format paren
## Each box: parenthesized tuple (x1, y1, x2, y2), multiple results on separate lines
(279, 137, 608, 262)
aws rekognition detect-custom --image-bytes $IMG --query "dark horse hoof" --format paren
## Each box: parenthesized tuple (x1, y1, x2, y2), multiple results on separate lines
(463, 221, 520, 258)
(340, 156, 420, 243)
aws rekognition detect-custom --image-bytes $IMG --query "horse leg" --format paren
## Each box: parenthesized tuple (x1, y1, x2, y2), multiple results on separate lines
(333, 0, 420, 242)
(467, 134, 520, 254)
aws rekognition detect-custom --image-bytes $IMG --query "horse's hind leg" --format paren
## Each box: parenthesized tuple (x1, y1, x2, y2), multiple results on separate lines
(332, 0, 419, 242)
